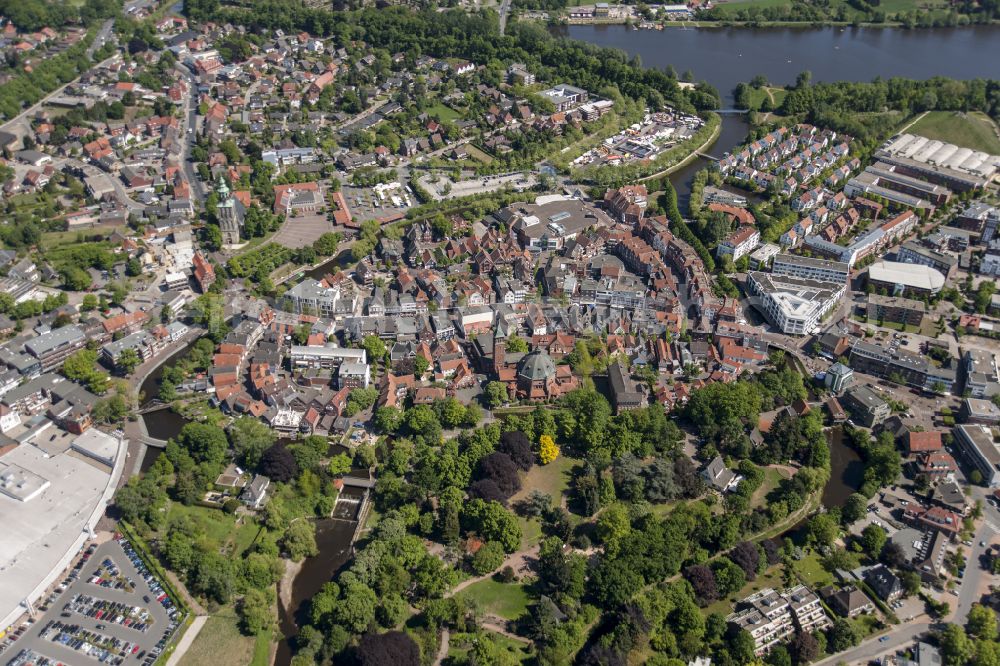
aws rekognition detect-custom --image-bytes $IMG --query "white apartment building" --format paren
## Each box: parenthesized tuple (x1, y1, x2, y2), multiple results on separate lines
(283, 279, 341, 318)
(727, 586, 830, 656)
(717, 226, 761, 262)
(746, 271, 845, 335)
(771, 254, 850, 284)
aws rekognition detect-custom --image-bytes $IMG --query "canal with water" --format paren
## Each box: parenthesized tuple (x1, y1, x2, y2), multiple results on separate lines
(275, 486, 366, 666)
(823, 425, 864, 508)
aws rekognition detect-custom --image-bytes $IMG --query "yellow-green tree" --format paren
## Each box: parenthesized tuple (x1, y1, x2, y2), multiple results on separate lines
(539, 434, 560, 465)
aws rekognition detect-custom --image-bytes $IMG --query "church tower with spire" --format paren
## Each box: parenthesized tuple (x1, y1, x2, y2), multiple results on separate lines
(215, 177, 246, 246)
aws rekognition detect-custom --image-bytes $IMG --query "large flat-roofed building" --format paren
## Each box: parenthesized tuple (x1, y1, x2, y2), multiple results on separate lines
(539, 83, 588, 112)
(868, 260, 945, 297)
(843, 168, 941, 212)
(963, 349, 999, 399)
(772, 253, 850, 284)
(69, 429, 120, 467)
(876, 133, 999, 191)
(0, 433, 126, 631)
(961, 398, 1000, 425)
(24, 326, 87, 372)
(0, 462, 50, 502)
(749, 243, 781, 269)
(496, 197, 612, 252)
(842, 385, 890, 427)
(867, 293, 926, 327)
(953, 424, 1000, 487)
(746, 271, 845, 335)
(289, 344, 366, 370)
(727, 588, 793, 655)
(896, 241, 958, 279)
(847, 340, 952, 392)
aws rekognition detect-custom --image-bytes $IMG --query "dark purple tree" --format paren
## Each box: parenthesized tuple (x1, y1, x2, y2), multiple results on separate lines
(674, 455, 705, 498)
(730, 541, 762, 581)
(355, 631, 419, 666)
(477, 452, 522, 497)
(762, 539, 782, 566)
(498, 431, 533, 471)
(259, 444, 298, 483)
(467, 479, 507, 504)
(789, 631, 819, 666)
(683, 564, 719, 605)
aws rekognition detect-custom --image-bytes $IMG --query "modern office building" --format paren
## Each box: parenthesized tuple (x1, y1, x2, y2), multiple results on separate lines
(289, 345, 367, 370)
(841, 385, 891, 427)
(961, 398, 1000, 425)
(963, 349, 999, 399)
(953, 424, 1000, 488)
(282, 279, 343, 318)
(24, 326, 87, 372)
(771, 254, 850, 284)
(746, 272, 845, 335)
(825, 362, 854, 394)
(896, 241, 958, 279)
(867, 294, 926, 327)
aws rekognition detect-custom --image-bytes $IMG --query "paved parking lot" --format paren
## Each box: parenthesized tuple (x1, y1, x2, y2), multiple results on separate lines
(341, 183, 413, 223)
(417, 171, 536, 201)
(270, 211, 336, 249)
(4, 538, 179, 666)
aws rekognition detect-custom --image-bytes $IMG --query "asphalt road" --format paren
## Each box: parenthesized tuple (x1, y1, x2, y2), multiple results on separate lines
(12, 540, 176, 665)
(499, 0, 512, 33)
(813, 621, 933, 666)
(956, 488, 1000, 619)
(177, 66, 204, 205)
(86, 19, 115, 60)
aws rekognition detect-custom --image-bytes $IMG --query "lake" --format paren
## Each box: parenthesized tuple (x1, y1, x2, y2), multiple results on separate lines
(559, 25, 1000, 106)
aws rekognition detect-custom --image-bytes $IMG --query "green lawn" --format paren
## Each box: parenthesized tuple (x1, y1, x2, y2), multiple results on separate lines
(41, 225, 123, 249)
(509, 456, 578, 549)
(179, 610, 257, 666)
(713, 0, 950, 16)
(464, 144, 494, 165)
(425, 102, 462, 123)
(517, 516, 544, 550)
(250, 629, 272, 666)
(510, 456, 577, 505)
(751, 467, 793, 509)
(162, 503, 261, 556)
(795, 552, 835, 588)
(456, 579, 531, 621)
(712, 0, 797, 14)
(852, 613, 884, 639)
(907, 111, 1000, 154)
(447, 630, 530, 662)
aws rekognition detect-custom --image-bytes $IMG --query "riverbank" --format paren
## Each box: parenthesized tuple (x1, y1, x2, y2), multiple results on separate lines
(556, 17, 1000, 29)
(278, 557, 304, 621)
(638, 117, 722, 183)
